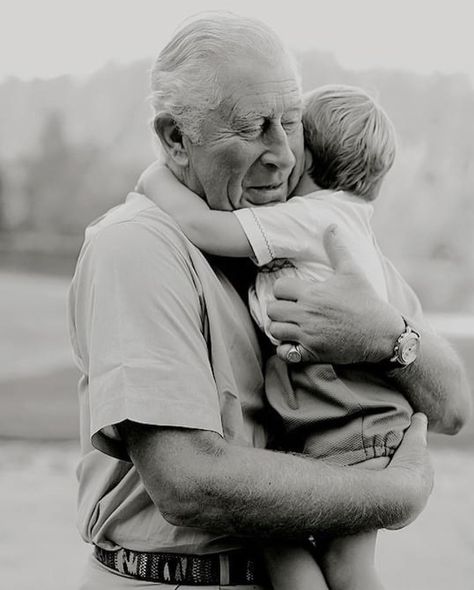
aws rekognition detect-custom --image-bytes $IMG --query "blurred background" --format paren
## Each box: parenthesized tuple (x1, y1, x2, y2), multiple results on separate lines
(0, 1, 473, 588)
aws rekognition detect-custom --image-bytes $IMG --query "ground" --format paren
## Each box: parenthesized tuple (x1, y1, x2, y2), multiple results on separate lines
(1, 271, 473, 589)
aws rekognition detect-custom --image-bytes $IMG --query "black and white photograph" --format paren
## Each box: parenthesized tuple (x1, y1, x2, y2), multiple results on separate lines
(1, 1, 473, 588)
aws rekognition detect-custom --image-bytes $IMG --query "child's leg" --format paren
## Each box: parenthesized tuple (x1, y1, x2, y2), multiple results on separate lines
(264, 543, 329, 590)
(316, 456, 390, 590)
(318, 530, 384, 590)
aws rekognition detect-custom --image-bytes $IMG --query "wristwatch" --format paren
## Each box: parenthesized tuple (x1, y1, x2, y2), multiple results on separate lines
(384, 317, 421, 368)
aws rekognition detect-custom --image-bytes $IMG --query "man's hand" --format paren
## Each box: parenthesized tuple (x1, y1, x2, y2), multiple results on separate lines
(268, 224, 472, 433)
(384, 412, 433, 529)
(267, 224, 404, 365)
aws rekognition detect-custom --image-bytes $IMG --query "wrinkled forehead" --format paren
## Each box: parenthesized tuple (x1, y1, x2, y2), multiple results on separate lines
(217, 52, 302, 119)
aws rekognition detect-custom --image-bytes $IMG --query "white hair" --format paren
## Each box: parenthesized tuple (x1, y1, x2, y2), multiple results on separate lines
(303, 84, 396, 200)
(149, 11, 300, 143)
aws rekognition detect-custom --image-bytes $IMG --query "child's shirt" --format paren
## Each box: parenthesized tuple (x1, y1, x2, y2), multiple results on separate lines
(234, 189, 388, 344)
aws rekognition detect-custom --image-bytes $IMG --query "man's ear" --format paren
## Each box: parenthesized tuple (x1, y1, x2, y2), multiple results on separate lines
(153, 113, 189, 167)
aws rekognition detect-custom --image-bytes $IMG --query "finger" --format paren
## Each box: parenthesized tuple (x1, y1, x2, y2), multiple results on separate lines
(267, 300, 300, 322)
(273, 277, 308, 301)
(388, 411, 432, 501)
(404, 412, 428, 447)
(268, 321, 301, 342)
(323, 224, 361, 274)
(276, 343, 312, 364)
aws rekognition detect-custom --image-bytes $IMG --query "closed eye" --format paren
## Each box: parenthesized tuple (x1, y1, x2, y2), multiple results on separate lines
(239, 125, 263, 138)
(282, 118, 301, 133)
(237, 119, 266, 138)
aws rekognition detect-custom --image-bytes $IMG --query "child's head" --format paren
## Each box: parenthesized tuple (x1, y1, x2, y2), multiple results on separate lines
(302, 84, 396, 201)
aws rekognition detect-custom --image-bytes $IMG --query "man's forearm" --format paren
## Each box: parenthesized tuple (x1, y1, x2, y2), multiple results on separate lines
(384, 325, 471, 434)
(121, 417, 431, 539)
(171, 443, 408, 537)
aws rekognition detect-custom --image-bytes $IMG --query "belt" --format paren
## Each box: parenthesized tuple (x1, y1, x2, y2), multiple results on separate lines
(94, 544, 267, 586)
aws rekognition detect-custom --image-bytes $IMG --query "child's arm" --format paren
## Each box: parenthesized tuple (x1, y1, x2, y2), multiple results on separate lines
(139, 162, 252, 258)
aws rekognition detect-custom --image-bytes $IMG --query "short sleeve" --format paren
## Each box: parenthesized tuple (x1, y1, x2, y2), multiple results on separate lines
(234, 198, 320, 266)
(75, 220, 223, 459)
(233, 208, 275, 265)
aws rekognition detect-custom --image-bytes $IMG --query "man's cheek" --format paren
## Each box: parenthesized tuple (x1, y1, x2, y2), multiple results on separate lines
(203, 168, 234, 210)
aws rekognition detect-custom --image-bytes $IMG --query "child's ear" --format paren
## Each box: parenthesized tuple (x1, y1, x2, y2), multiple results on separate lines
(153, 113, 189, 167)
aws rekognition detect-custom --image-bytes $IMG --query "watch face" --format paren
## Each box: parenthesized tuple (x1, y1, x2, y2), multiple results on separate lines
(400, 335, 420, 364)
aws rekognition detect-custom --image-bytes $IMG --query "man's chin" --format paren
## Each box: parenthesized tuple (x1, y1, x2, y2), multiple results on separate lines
(242, 188, 288, 208)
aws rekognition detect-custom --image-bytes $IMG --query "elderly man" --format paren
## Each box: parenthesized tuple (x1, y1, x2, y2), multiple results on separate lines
(69, 12, 470, 590)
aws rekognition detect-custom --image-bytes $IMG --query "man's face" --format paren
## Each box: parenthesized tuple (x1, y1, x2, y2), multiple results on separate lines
(183, 53, 305, 210)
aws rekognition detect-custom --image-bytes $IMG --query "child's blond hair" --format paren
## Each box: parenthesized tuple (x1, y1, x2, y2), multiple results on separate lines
(303, 84, 396, 200)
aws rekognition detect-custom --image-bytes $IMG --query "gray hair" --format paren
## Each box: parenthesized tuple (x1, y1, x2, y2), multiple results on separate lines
(150, 11, 300, 143)
(303, 84, 396, 200)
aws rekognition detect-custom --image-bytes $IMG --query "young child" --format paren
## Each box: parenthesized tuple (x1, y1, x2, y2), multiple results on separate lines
(140, 85, 422, 590)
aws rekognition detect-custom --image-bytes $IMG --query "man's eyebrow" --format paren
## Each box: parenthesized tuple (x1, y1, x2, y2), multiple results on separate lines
(231, 104, 302, 123)
(229, 110, 265, 127)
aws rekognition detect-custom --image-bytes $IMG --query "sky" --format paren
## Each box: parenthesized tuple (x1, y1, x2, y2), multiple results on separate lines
(1, 0, 473, 84)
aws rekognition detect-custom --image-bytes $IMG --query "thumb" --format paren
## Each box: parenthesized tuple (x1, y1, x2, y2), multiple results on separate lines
(389, 412, 429, 474)
(323, 224, 360, 274)
(403, 412, 428, 447)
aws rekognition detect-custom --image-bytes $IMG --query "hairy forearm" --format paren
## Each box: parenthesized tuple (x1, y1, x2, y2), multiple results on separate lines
(177, 445, 409, 537)
(122, 423, 429, 539)
(384, 326, 471, 434)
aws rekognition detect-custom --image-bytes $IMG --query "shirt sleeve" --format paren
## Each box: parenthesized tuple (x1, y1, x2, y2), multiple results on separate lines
(233, 198, 320, 266)
(75, 220, 223, 460)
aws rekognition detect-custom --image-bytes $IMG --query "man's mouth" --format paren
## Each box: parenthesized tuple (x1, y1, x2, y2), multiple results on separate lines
(245, 182, 286, 204)
(251, 182, 283, 190)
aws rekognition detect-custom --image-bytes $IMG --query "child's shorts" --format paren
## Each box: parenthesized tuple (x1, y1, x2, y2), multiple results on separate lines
(264, 356, 412, 466)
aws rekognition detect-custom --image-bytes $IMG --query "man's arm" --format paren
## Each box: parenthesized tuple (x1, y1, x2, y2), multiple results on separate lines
(267, 226, 472, 434)
(381, 328, 470, 434)
(118, 413, 432, 538)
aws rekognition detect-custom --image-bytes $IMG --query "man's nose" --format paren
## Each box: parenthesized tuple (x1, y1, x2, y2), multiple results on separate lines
(261, 123, 296, 171)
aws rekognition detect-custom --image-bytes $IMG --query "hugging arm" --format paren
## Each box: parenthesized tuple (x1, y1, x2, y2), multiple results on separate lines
(118, 413, 432, 538)
(138, 162, 253, 258)
(381, 323, 470, 434)
(267, 226, 472, 434)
